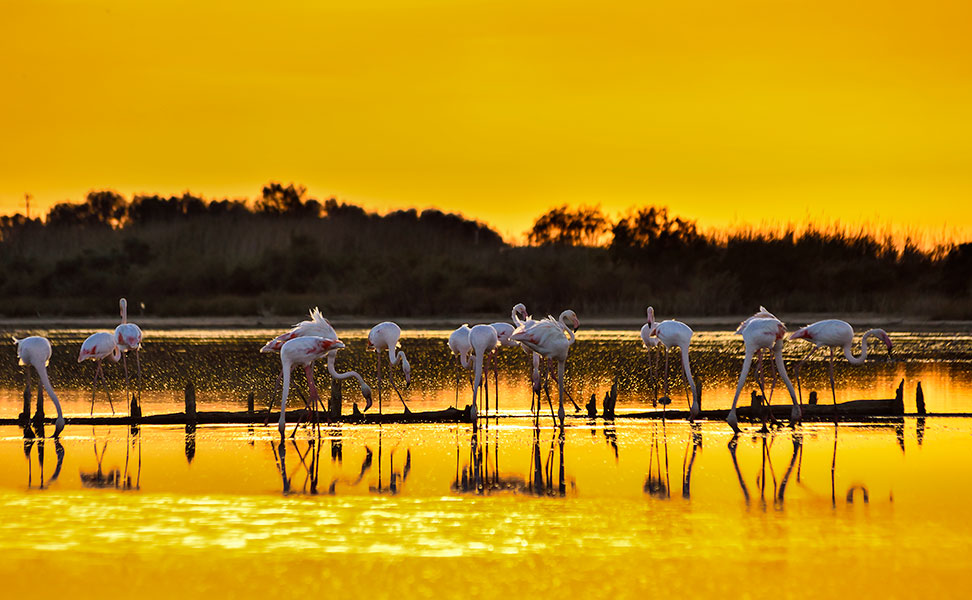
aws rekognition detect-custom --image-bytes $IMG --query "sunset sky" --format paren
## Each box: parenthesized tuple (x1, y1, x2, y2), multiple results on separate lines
(2, 0, 970, 242)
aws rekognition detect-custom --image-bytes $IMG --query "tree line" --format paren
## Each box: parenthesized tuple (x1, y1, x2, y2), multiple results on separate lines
(0, 186, 969, 318)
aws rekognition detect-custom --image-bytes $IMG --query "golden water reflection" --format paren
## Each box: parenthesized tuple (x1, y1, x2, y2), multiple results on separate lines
(1, 420, 972, 598)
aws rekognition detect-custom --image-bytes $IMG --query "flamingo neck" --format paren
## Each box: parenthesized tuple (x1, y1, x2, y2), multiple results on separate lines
(327, 353, 364, 386)
(120, 299, 128, 324)
(844, 329, 885, 365)
(459, 351, 472, 370)
(36, 366, 63, 421)
(472, 352, 484, 406)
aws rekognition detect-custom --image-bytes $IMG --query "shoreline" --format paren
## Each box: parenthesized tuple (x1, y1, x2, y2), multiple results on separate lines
(1, 312, 970, 332)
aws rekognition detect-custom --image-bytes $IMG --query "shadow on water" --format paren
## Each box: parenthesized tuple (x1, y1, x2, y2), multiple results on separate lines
(80, 426, 141, 490)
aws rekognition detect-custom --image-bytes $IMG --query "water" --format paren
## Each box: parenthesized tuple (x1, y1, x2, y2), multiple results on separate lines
(2, 329, 972, 598)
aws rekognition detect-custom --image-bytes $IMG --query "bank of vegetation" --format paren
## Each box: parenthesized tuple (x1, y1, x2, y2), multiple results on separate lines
(1, 184, 969, 318)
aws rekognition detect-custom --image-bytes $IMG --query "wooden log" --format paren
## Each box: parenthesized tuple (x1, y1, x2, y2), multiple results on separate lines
(329, 379, 342, 421)
(247, 391, 255, 416)
(892, 379, 905, 415)
(916, 382, 926, 415)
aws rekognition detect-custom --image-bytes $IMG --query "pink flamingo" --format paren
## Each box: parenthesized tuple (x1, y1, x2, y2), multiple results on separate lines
(789, 319, 893, 406)
(727, 309, 802, 434)
(278, 336, 346, 438)
(114, 298, 143, 411)
(642, 307, 699, 417)
(368, 322, 412, 414)
(511, 309, 580, 427)
(469, 324, 499, 423)
(448, 324, 473, 406)
(511, 303, 543, 415)
(79, 331, 121, 415)
(261, 308, 371, 412)
(14, 336, 65, 437)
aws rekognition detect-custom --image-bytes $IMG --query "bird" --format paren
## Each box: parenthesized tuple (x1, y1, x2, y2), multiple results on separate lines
(278, 336, 346, 438)
(448, 324, 473, 406)
(726, 310, 802, 434)
(642, 307, 700, 418)
(260, 307, 337, 352)
(261, 308, 371, 413)
(114, 298, 144, 413)
(486, 320, 518, 415)
(511, 309, 580, 427)
(367, 321, 412, 414)
(79, 331, 122, 415)
(788, 319, 893, 406)
(14, 336, 65, 437)
(469, 324, 499, 423)
(510, 303, 543, 415)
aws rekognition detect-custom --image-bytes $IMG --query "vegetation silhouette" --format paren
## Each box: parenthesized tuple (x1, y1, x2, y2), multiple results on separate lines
(1, 185, 969, 318)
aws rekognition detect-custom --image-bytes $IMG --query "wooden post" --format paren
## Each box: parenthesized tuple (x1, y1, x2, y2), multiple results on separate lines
(130, 393, 141, 421)
(916, 382, 926, 416)
(585, 393, 597, 418)
(892, 379, 905, 415)
(184, 382, 197, 424)
(808, 391, 818, 406)
(329, 379, 342, 421)
(246, 392, 255, 417)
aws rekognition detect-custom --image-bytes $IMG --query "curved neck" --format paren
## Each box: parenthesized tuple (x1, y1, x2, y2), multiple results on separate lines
(120, 300, 128, 324)
(327, 353, 365, 387)
(843, 329, 883, 365)
(387, 347, 403, 366)
(459, 351, 472, 370)
(36, 366, 63, 421)
(472, 352, 484, 406)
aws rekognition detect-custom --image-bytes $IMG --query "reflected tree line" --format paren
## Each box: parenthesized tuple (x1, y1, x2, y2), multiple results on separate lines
(1, 186, 970, 317)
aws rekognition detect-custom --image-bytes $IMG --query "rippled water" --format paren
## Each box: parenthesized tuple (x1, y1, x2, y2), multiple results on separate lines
(2, 329, 972, 598)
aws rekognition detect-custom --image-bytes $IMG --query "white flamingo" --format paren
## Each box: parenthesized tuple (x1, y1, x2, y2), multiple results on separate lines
(642, 307, 699, 417)
(469, 324, 499, 423)
(368, 321, 412, 414)
(114, 298, 143, 411)
(789, 319, 893, 406)
(727, 310, 802, 434)
(511, 310, 580, 427)
(511, 303, 543, 414)
(14, 336, 65, 437)
(278, 336, 346, 437)
(261, 308, 371, 412)
(448, 324, 473, 406)
(79, 332, 121, 415)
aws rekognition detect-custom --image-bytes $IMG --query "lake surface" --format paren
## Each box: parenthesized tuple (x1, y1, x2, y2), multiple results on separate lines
(1, 328, 971, 598)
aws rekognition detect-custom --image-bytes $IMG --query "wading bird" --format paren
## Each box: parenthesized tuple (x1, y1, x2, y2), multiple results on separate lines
(79, 332, 121, 415)
(114, 298, 143, 411)
(469, 324, 499, 423)
(261, 308, 371, 412)
(448, 324, 473, 406)
(641, 307, 699, 418)
(511, 310, 580, 427)
(14, 336, 65, 437)
(727, 310, 802, 434)
(278, 336, 345, 438)
(368, 321, 412, 414)
(788, 319, 893, 406)
(511, 303, 543, 415)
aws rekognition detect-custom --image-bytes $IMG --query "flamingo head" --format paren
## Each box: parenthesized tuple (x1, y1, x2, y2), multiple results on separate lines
(646, 306, 655, 327)
(879, 331, 893, 356)
(562, 309, 580, 331)
(360, 382, 373, 409)
(401, 355, 411, 387)
(640, 323, 659, 348)
(513, 303, 528, 322)
(53, 416, 65, 438)
(119, 298, 128, 322)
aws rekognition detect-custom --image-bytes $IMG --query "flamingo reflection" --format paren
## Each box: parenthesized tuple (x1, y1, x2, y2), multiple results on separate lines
(24, 436, 65, 490)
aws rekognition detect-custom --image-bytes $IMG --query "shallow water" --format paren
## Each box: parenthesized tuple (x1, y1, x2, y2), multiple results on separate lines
(2, 421, 972, 598)
(2, 328, 972, 598)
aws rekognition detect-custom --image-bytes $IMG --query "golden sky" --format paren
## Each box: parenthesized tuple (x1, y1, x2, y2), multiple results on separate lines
(1, 0, 970, 242)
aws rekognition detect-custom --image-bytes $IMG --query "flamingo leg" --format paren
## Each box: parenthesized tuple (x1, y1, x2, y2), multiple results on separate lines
(557, 360, 566, 429)
(663, 346, 670, 399)
(494, 357, 499, 417)
(828, 347, 838, 406)
(483, 354, 489, 421)
(135, 348, 142, 409)
(542, 361, 557, 426)
(97, 361, 115, 415)
(727, 346, 755, 434)
(122, 352, 131, 407)
(305, 364, 321, 429)
(387, 364, 410, 413)
(376, 352, 383, 417)
(793, 346, 819, 404)
(90, 361, 99, 415)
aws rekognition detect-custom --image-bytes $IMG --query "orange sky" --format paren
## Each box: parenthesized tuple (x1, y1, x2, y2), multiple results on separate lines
(1, 1, 970, 242)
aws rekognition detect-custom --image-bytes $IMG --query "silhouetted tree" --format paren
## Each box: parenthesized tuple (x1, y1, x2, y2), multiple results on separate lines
(528, 205, 609, 246)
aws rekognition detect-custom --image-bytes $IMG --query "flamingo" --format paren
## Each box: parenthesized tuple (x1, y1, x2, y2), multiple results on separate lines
(278, 336, 346, 437)
(642, 307, 700, 418)
(261, 308, 371, 412)
(114, 298, 143, 412)
(79, 331, 121, 415)
(511, 303, 543, 415)
(367, 321, 412, 414)
(14, 336, 65, 437)
(788, 319, 893, 406)
(469, 324, 499, 423)
(448, 324, 473, 406)
(511, 310, 580, 427)
(727, 310, 802, 434)
(487, 321, 519, 415)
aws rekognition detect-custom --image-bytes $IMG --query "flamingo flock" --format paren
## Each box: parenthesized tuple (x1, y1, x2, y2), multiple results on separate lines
(9, 300, 894, 439)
